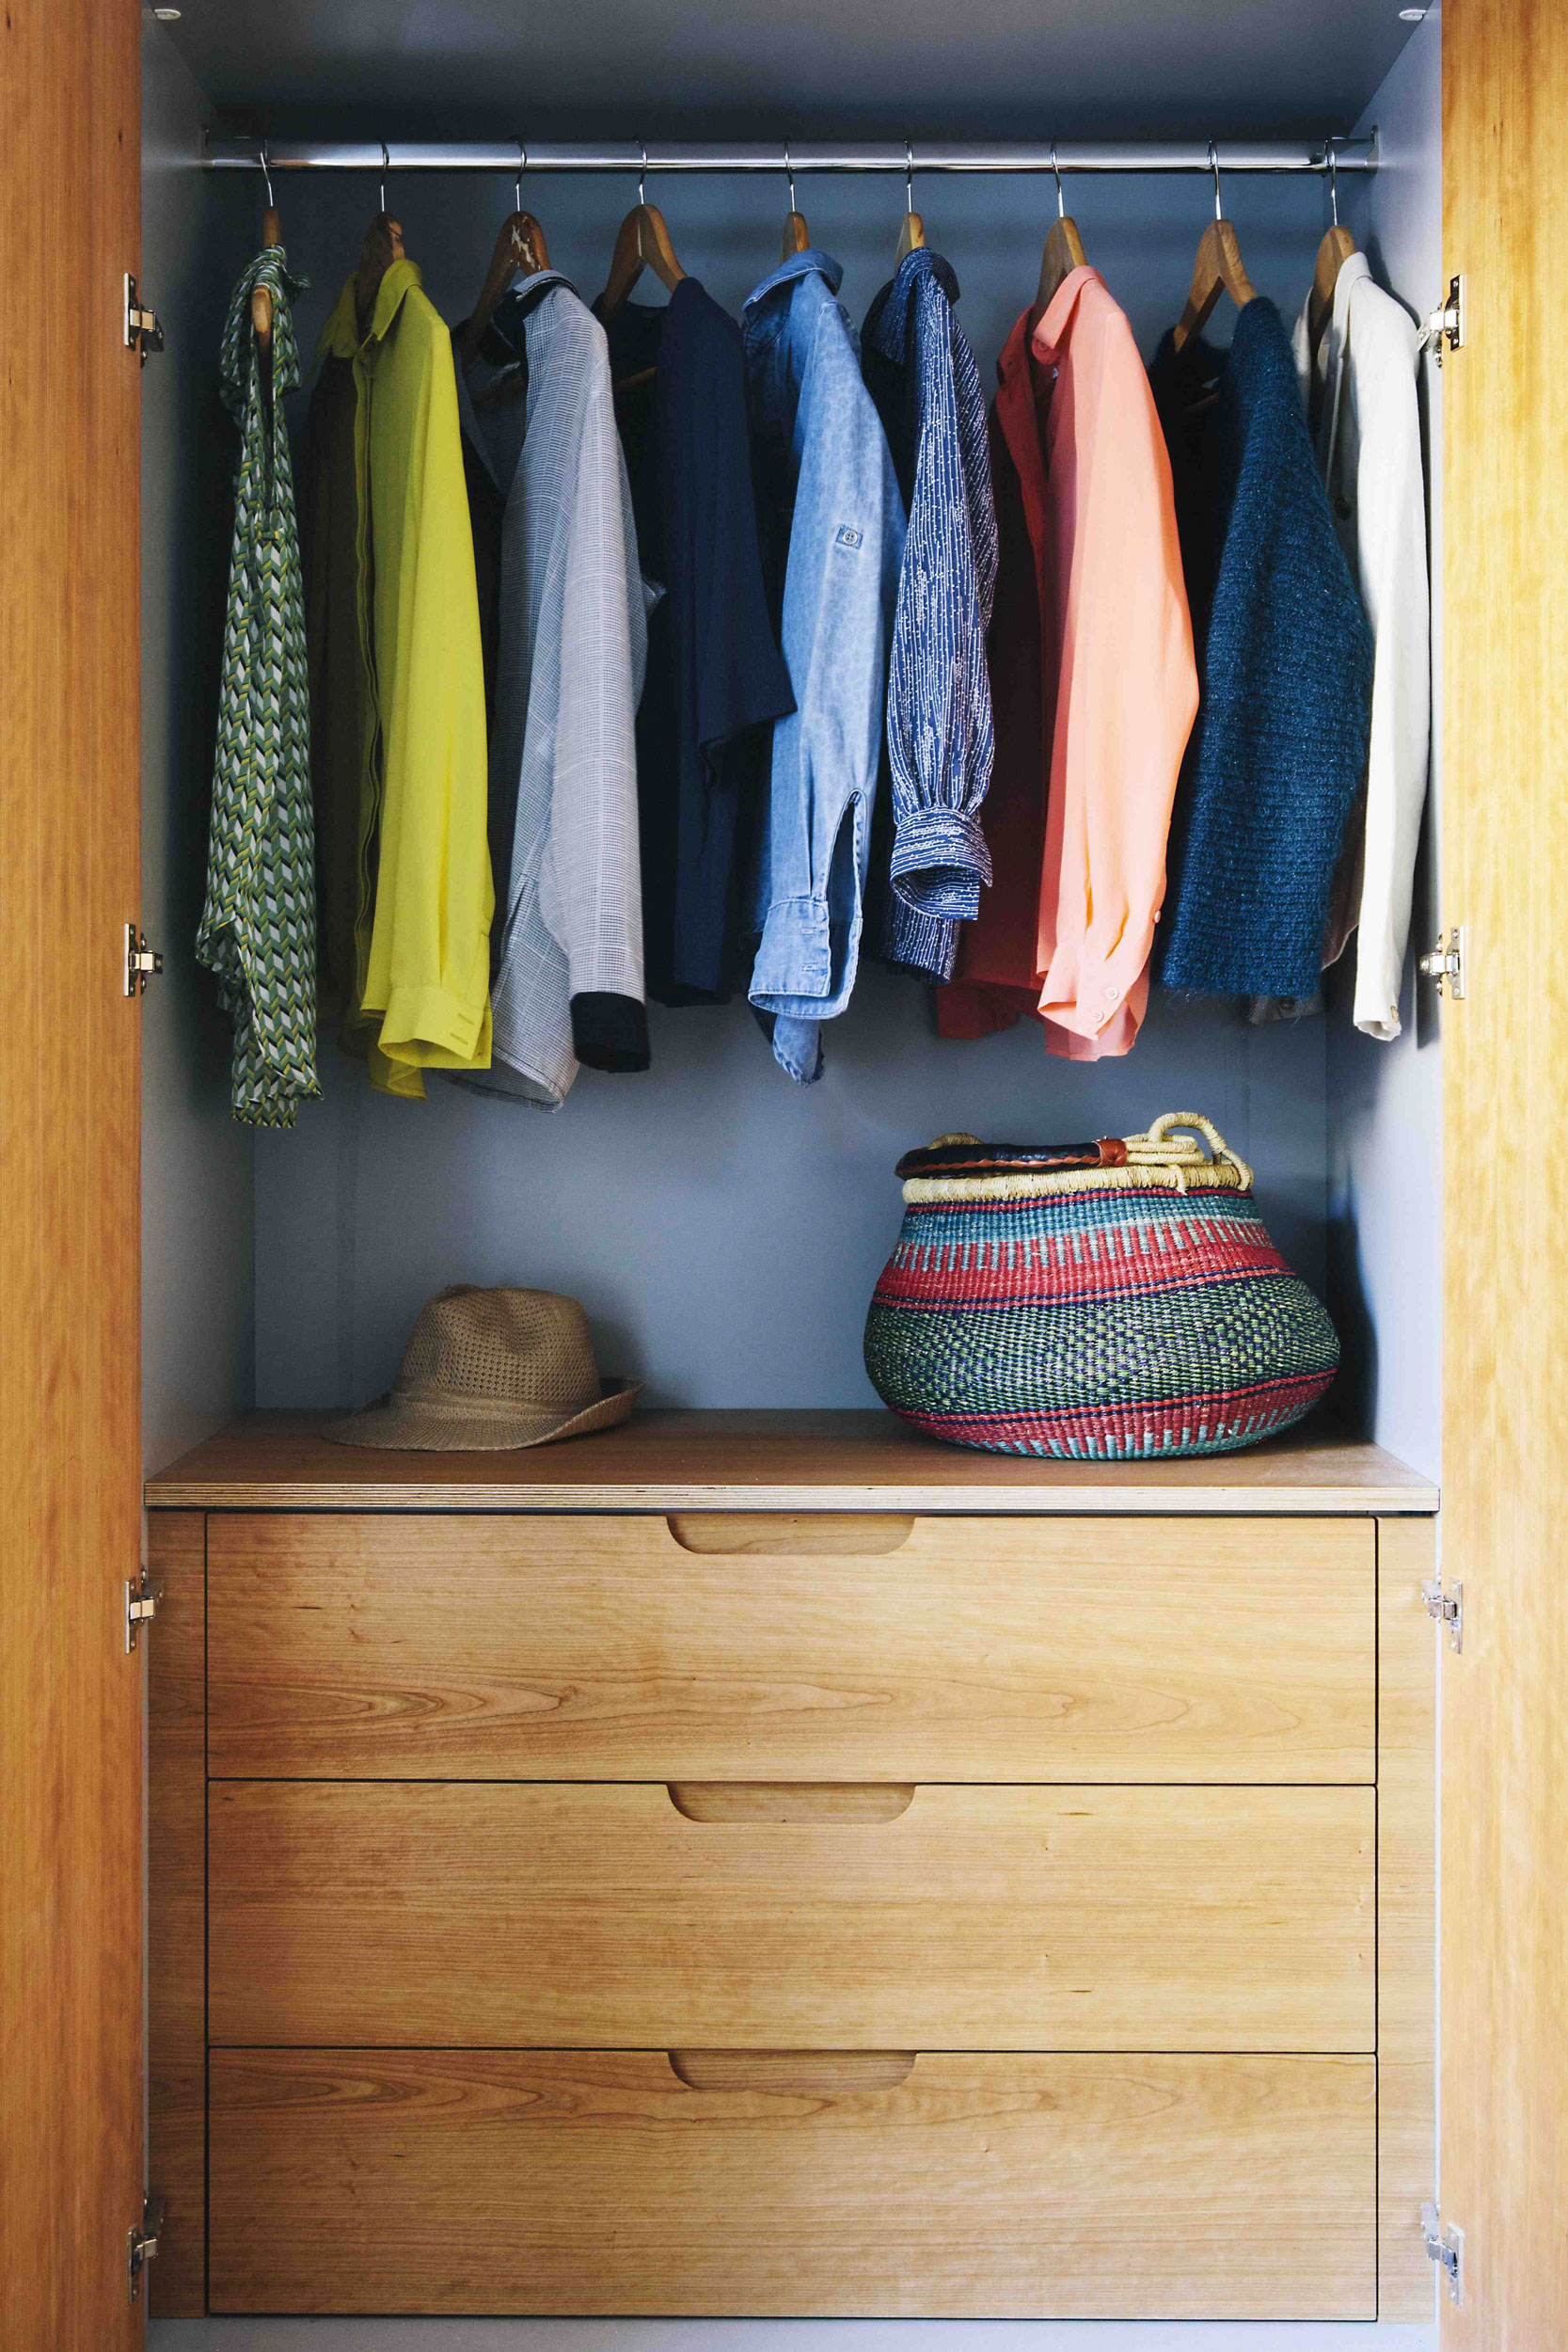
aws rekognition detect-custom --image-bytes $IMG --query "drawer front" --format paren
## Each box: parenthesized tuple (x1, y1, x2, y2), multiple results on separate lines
(206, 1511, 1374, 1781)
(209, 2048, 1376, 2318)
(208, 1780, 1374, 2050)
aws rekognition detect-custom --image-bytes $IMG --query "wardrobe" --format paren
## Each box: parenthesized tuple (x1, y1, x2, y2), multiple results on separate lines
(2, 0, 1563, 2344)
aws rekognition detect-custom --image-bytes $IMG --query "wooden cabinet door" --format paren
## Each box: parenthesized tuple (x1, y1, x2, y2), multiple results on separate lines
(1442, 2, 1568, 2343)
(0, 3, 146, 2346)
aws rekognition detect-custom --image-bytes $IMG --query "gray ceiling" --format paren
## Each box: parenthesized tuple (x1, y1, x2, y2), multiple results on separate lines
(162, 0, 1424, 145)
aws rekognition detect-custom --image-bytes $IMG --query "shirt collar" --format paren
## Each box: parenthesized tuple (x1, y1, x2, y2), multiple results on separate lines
(870, 246, 960, 356)
(742, 247, 844, 315)
(317, 257, 424, 362)
(1031, 262, 1103, 364)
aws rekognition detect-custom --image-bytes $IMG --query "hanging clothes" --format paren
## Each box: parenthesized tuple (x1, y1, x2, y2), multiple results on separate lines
(1292, 254, 1431, 1040)
(740, 250, 906, 1086)
(301, 260, 493, 1099)
(940, 268, 1196, 1057)
(604, 279, 795, 1007)
(1148, 297, 1373, 1002)
(455, 270, 651, 1108)
(198, 247, 321, 1128)
(860, 247, 999, 986)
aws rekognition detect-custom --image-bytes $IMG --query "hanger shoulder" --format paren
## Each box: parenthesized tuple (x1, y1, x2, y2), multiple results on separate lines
(895, 206, 927, 264)
(252, 204, 282, 349)
(594, 205, 647, 325)
(1173, 217, 1253, 353)
(638, 202, 688, 293)
(457, 210, 550, 364)
(781, 209, 811, 260)
(355, 210, 405, 337)
(1307, 221, 1357, 350)
(1031, 214, 1087, 330)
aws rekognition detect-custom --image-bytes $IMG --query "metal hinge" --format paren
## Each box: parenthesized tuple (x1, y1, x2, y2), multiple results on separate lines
(127, 2196, 165, 2302)
(1422, 1578, 1464, 1653)
(124, 922, 164, 997)
(1418, 923, 1465, 999)
(1421, 272, 1464, 363)
(1421, 2201, 1464, 2304)
(124, 272, 165, 361)
(125, 1571, 162, 1655)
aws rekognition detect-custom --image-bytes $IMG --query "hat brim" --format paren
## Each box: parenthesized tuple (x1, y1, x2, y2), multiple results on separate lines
(321, 1377, 641, 1453)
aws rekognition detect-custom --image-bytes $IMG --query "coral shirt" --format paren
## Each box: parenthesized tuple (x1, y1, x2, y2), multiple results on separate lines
(941, 268, 1196, 1057)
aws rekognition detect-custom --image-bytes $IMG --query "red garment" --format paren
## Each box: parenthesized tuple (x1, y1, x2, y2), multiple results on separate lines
(940, 270, 1196, 1057)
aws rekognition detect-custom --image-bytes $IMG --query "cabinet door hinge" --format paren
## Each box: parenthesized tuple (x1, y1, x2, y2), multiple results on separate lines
(124, 922, 164, 997)
(1421, 2201, 1464, 2304)
(125, 1571, 162, 1655)
(1421, 1578, 1464, 1653)
(1421, 272, 1464, 363)
(127, 2196, 165, 2302)
(124, 273, 165, 361)
(1418, 923, 1465, 1000)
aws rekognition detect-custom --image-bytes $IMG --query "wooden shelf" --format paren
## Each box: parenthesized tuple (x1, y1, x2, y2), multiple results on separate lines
(146, 1408, 1439, 1516)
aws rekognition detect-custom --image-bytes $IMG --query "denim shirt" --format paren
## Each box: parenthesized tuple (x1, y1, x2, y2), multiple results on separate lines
(741, 251, 905, 1083)
(863, 249, 998, 983)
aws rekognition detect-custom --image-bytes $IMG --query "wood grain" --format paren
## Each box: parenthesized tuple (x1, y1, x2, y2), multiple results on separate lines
(1442, 3, 1568, 2343)
(146, 1514, 206, 2318)
(1376, 1517, 1437, 2322)
(0, 2, 145, 2345)
(205, 1511, 1377, 1782)
(208, 2048, 1377, 2318)
(207, 1780, 1375, 2052)
(148, 1406, 1441, 1513)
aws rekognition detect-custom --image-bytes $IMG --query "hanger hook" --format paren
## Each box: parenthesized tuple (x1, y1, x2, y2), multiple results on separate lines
(380, 139, 389, 215)
(1326, 135, 1339, 226)
(785, 139, 796, 215)
(515, 136, 527, 215)
(639, 140, 647, 208)
(1051, 138, 1064, 221)
(1209, 137, 1222, 222)
(260, 139, 275, 211)
(905, 138, 915, 215)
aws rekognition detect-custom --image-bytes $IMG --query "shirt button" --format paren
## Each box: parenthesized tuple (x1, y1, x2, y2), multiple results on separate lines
(1103, 984, 1119, 1003)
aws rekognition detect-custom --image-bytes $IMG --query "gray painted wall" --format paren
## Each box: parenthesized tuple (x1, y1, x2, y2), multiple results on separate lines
(140, 16, 258, 1474)
(1325, 5, 1444, 1481)
(245, 165, 1336, 1412)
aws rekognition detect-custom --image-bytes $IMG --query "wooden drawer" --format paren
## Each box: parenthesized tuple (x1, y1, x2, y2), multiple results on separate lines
(206, 1510, 1374, 1781)
(209, 2047, 1376, 2317)
(208, 1779, 1374, 2050)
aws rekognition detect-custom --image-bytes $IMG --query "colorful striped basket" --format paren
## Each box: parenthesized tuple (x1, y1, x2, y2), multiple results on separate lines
(863, 1112, 1338, 1458)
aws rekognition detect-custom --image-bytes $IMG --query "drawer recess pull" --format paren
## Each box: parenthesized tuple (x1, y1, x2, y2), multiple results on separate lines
(667, 1781, 916, 1822)
(669, 2051, 917, 2092)
(667, 1512, 914, 1555)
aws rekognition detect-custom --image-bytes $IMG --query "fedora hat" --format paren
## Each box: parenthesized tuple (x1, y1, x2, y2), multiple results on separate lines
(323, 1285, 640, 1452)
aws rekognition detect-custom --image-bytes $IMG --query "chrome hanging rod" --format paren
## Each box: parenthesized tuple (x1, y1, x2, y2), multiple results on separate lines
(203, 135, 1375, 180)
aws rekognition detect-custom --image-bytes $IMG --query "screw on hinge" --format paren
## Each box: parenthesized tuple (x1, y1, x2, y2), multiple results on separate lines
(1421, 2202, 1464, 2305)
(1421, 1580, 1463, 1653)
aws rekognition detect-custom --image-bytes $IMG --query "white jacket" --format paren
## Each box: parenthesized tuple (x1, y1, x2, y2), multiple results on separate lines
(1293, 253, 1432, 1041)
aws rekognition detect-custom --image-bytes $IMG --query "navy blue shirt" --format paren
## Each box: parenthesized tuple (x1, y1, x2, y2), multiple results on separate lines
(606, 279, 794, 1004)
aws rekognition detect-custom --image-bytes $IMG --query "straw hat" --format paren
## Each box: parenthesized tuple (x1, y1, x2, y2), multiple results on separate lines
(323, 1285, 640, 1451)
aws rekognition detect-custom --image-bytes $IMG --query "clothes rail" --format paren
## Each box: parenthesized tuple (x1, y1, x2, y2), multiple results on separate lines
(202, 136, 1376, 180)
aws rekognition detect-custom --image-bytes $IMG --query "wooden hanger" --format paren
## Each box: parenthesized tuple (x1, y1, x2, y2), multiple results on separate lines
(250, 147, 281, 354)
(355, 146, 406, 337)
(595, 147, 688, 325)
(456, 146, 551, 366)
(1030, 142, 1089, 330)
(895, 141, 927, 264)
(781, 143, 810, 261)
(1307, 142, 1356, 358)
(1172, 142, 1256, 353)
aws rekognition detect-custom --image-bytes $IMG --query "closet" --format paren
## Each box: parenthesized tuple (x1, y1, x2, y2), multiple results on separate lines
(4, 0, 1565, 2344)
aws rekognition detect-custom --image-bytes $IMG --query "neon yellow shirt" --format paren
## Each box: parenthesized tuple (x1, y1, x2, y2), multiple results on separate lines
(317, 261, 492, 1097)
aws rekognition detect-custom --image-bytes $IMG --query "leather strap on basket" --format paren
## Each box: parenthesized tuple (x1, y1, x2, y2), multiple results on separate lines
(895, 1134, 1128, 1182)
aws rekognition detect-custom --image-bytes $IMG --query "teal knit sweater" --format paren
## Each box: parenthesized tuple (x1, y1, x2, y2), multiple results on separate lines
(1149, 297, 1372, 1000)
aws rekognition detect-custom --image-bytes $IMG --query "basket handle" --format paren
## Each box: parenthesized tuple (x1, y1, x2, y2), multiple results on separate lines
(1142, 1112, 1255, 1191)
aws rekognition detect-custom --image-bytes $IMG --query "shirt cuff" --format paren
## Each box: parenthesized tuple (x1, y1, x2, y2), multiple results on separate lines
(889, 806, 992, 921)
(749, 894, 833, 1007)
(570, 991, 651, 1073)
(1037, 931, 1154, 1043)
(882, 895, 958, 983)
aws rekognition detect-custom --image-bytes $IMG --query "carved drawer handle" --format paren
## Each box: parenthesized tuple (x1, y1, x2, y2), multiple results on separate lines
(668, 2051, 916, 2092)
(667, 1513, 914, 1556)
(666, 1782, 915, 1822)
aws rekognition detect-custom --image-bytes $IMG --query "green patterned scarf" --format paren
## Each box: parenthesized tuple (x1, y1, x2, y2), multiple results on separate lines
(198, 246, 322, 1126)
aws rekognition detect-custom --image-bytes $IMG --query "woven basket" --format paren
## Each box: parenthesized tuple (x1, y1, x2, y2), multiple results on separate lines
(863, 1112, 1338, 1459)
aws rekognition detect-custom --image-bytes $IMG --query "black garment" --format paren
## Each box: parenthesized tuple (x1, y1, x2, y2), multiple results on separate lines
(605, 279, 794, 1005)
